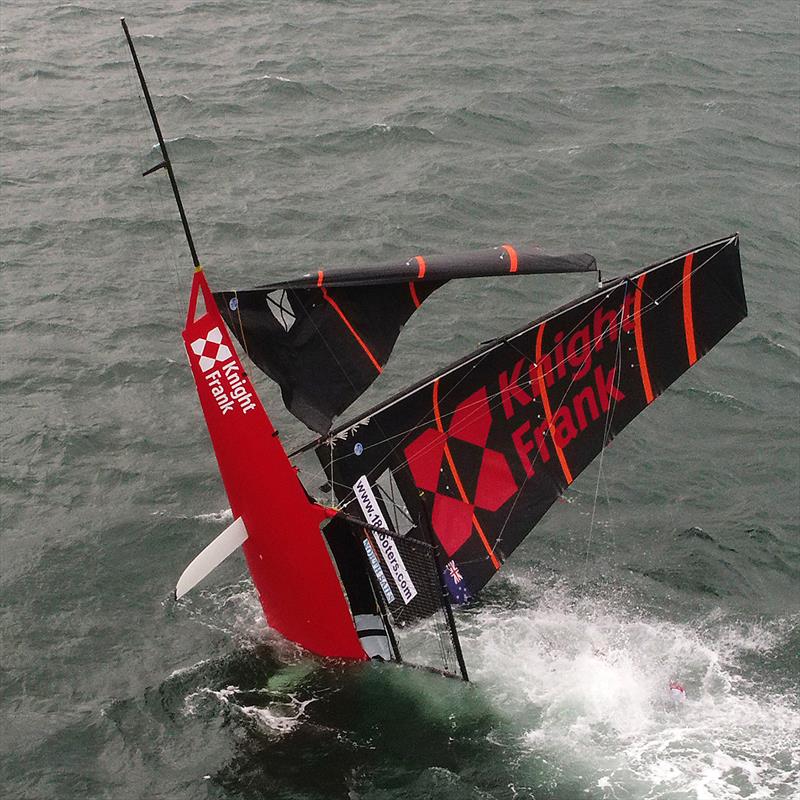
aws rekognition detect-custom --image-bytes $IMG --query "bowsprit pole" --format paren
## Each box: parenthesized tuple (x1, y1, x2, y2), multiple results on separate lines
(121, 17, 201, 270)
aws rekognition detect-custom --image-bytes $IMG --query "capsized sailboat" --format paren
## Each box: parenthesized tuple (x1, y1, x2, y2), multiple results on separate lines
(123, 21, 747, 680)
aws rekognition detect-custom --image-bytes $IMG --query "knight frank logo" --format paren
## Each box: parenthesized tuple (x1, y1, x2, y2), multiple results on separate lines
(189, 326, 256, 416)
(403, 387, 517, 556)
(403, 309, 629, 557)
(190, 327, 232, 372)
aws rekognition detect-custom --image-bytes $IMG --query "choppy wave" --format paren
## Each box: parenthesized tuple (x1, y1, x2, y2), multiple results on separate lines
(465, 581, 800, 799)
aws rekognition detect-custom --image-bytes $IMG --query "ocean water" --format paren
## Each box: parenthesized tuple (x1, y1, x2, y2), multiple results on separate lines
(1, 1, 798, 798)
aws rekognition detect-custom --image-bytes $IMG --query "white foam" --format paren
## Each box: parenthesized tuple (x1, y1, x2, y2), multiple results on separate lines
(183, 685, 314, 737)
(166, 657, 213, 681)
(462, 581, 800, 798)
(193, 508, 234, 524)
(150, 507, 234, 524)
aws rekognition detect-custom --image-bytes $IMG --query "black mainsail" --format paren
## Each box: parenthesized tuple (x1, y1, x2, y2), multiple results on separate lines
(310, 235, 745, 603)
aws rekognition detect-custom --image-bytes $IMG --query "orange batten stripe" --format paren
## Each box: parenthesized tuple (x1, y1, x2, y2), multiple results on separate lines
(535, 323, 574, 485)
(321, 287, 382, 373)
(682, 252, 697, 365)
(317, 270, 324, 287)
(432, 380, 501, 570)
(409, 282, 421, 309)
(415, 255, 427, 279)
(634, 274, 655, 404)
(502, 244, 518, 273)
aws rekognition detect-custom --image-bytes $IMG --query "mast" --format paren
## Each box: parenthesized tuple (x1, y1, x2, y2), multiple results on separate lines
(121, 18, 201, 269)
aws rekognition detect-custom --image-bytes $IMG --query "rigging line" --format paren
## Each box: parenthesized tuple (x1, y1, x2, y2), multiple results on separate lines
(292, 276, 613, 458)
(601, 454, 616, 555)
(329, 436, 335, 507)
(583, 283, 627, 583)
(306, 295, 624, 503)
(291, 288, 366, 399)
(650, 239, 738, 310)
(338, 293, 615, 495)
(535, 321, 574, 485)
(121, 38, 185, 323)
(307, 258, 697, 507)
(491, 295, 630, 549)
(291, 237, 736, 459)
(319, 292, 610, 485)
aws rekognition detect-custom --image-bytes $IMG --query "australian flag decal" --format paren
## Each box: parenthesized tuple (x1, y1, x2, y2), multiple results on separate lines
(442, 559, 471, 604)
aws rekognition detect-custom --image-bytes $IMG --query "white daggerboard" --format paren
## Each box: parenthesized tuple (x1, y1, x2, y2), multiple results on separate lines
(175, 516, 248, 599)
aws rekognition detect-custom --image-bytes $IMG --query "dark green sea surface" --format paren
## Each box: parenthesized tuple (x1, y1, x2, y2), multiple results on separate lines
(1, 1, 798, 798)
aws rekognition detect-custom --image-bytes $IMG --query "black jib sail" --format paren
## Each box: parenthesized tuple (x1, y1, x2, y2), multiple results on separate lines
(313, 235, 745, 605)
(213, 245, 596, 433)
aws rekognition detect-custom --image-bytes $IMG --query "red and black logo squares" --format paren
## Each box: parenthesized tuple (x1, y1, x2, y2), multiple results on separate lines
(403, 387, 517, 556)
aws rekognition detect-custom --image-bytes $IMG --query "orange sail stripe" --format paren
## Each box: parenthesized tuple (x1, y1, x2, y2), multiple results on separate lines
(415, 255, 427, 279)
(316, 269, 324, 287)
(682, 252, 697, 365)
(534, 323, 574, 485)
(501, 244, 518, 273)
(432, 379, 501, 570)
(321, 287, 382, 373)
(634, 274, 655, 404)
(409, 282, 421, 309)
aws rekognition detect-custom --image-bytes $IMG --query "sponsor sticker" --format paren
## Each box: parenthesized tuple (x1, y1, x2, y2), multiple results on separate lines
(189, 327, 257, 416)
(353, 475, 418, 604)
(362, 539, 395, 604)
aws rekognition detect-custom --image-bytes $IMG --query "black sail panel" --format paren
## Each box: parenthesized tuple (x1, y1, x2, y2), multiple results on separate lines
(316, 235, 745, 605)
(215, 281, 441, 434)
(214, 245, 597, 433)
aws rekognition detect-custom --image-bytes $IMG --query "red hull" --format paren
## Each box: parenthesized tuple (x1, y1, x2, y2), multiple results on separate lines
(182, 269, 366, 661)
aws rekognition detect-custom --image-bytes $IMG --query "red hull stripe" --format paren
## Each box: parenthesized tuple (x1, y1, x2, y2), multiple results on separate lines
(501, 244, 518, 273)
(409, 282, 421, 308)
(535, 322, 574, 485)
(321, 287, 382, 373)
(634, 274, 655, 404)
(682, 252, 698, 365)
(317, 270, 324, 287)
(432, 379, 501, 570)
(415, 255, 427, 279)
